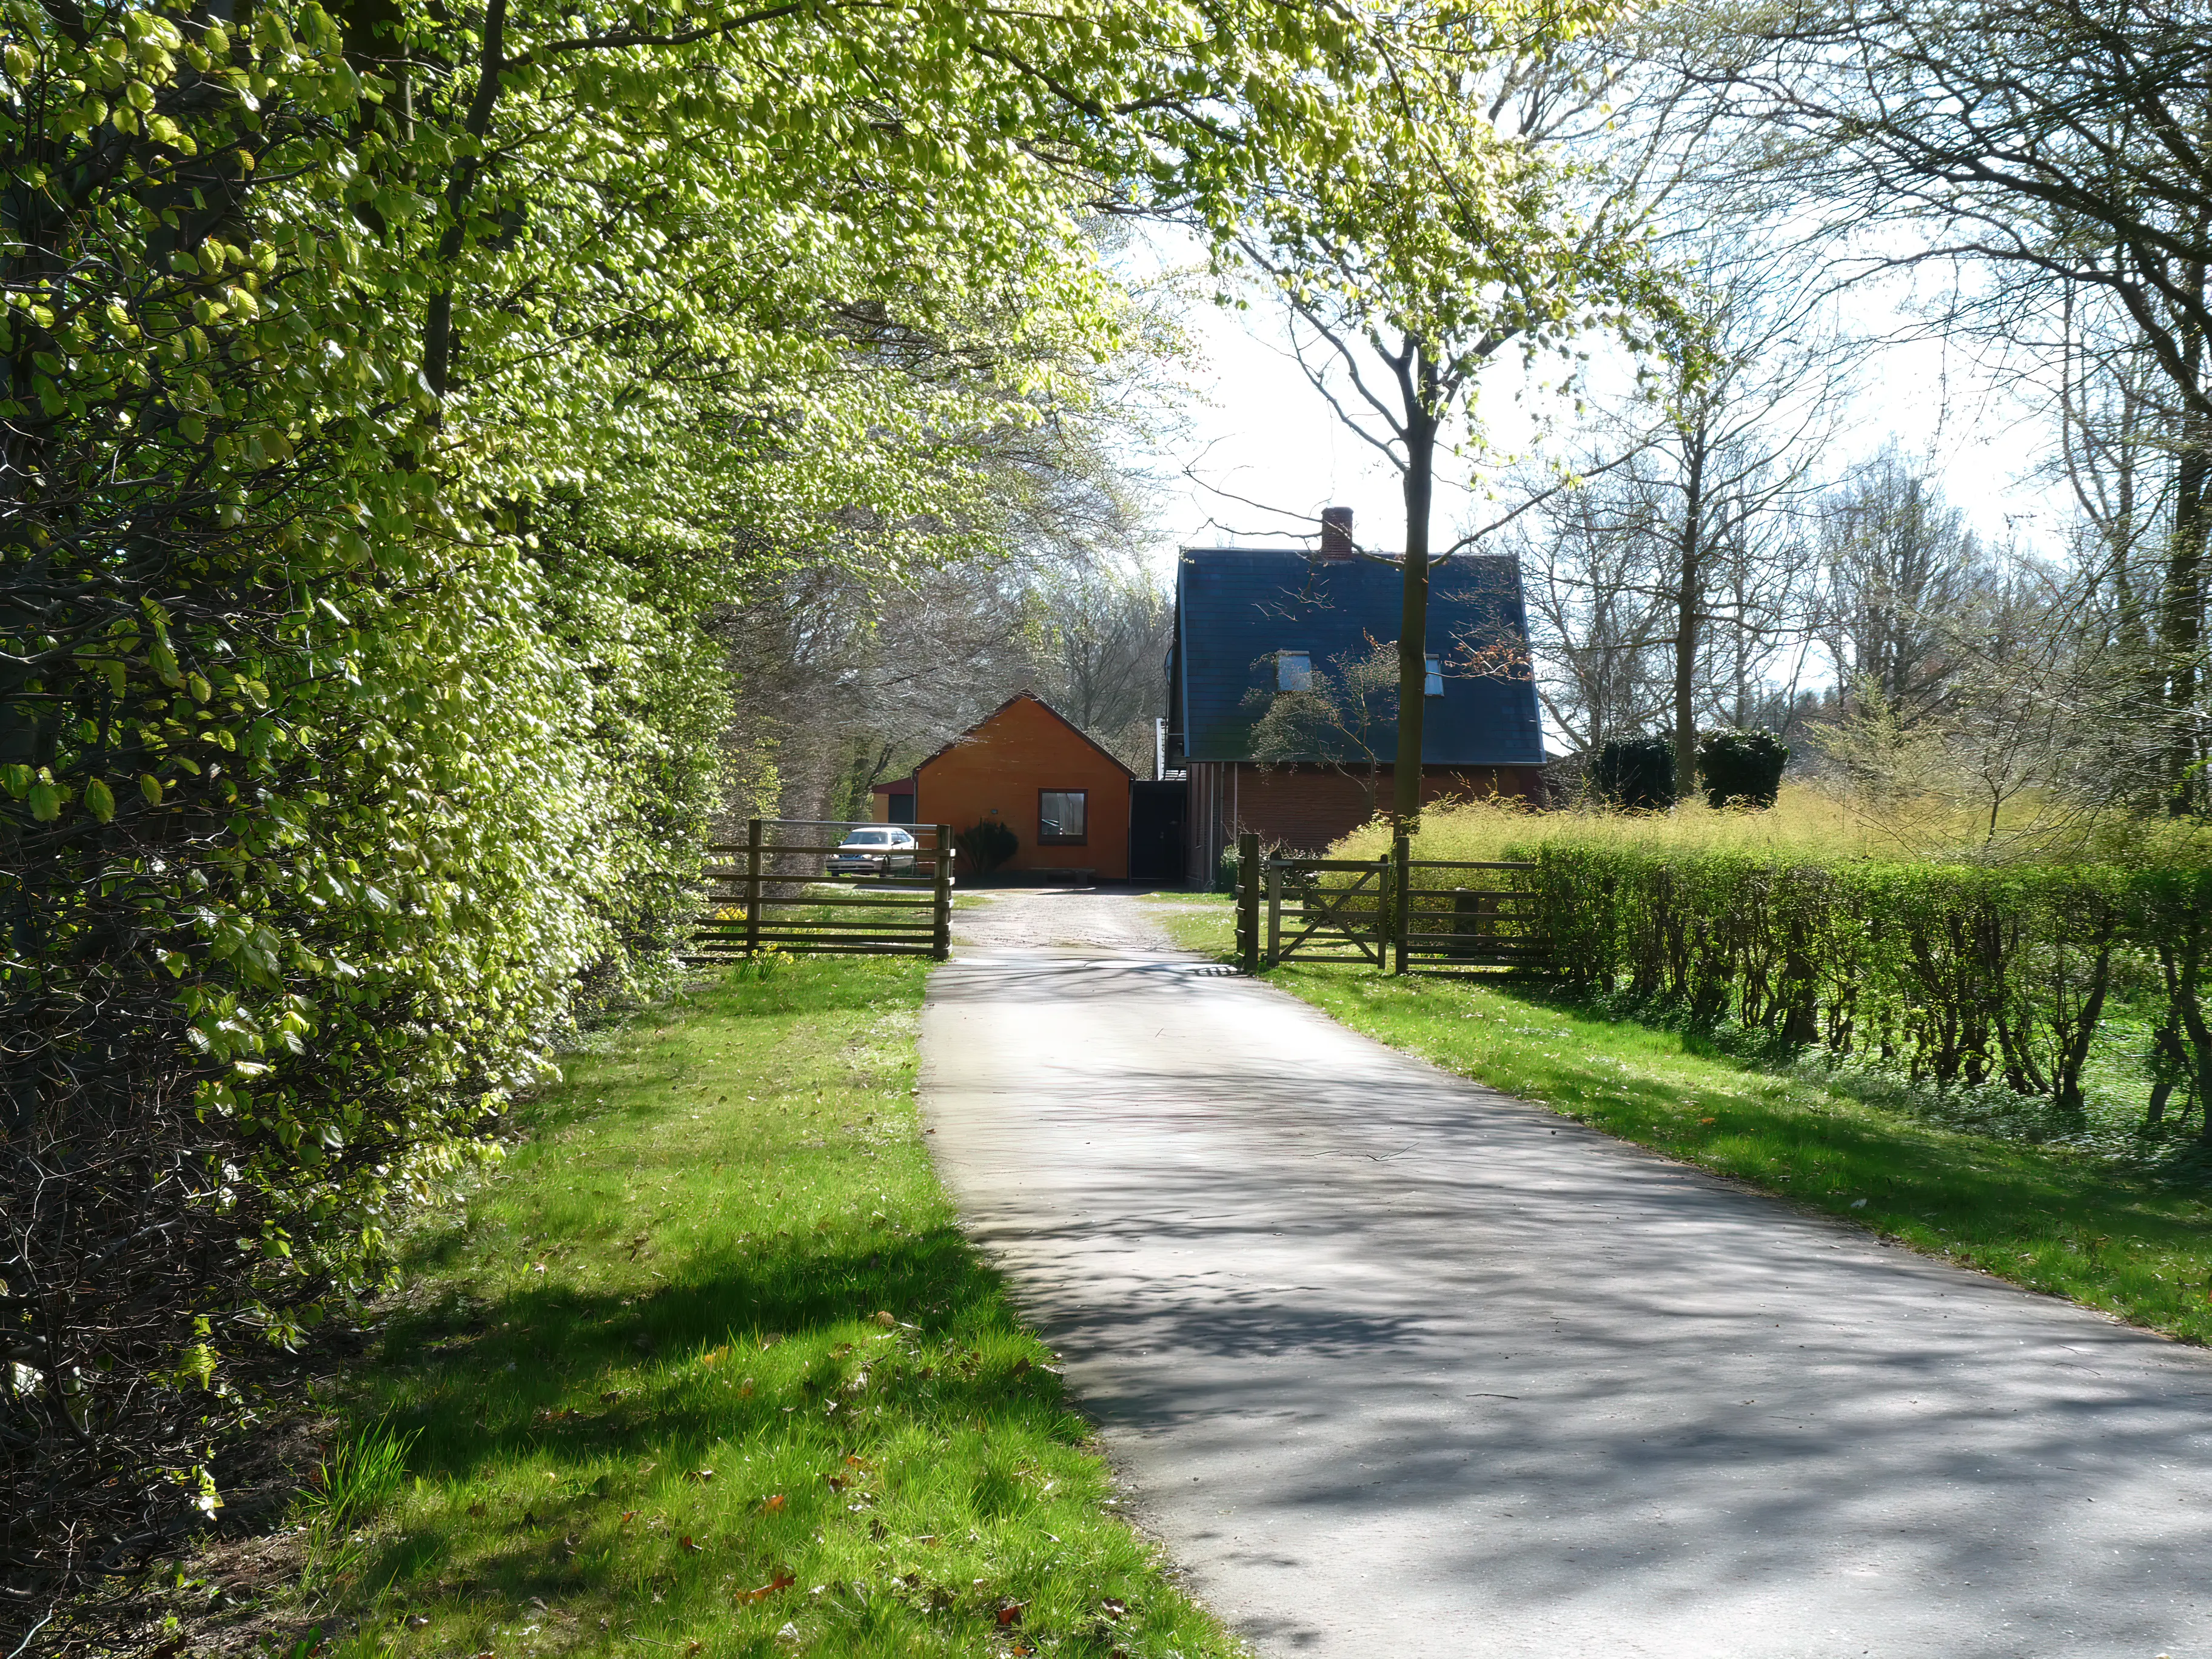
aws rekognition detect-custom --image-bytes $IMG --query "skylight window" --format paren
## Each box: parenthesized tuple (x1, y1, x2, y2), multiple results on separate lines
(1277, 650, 1313, 692)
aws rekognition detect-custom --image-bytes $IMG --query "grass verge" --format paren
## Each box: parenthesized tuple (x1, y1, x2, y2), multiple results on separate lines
(287, 955, 1237, 1659)
(1142, 892, 2212, 1346)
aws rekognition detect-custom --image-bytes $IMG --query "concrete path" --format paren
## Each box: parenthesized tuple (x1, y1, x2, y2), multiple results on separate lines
(920, 893, 2212, 1659)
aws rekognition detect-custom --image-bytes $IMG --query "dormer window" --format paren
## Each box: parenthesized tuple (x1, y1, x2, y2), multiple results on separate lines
(1276, 650, 1313, 692)
(1425, 652, 1444, 697)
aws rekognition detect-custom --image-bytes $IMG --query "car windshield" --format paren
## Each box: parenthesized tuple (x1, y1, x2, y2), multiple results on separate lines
(842, 831, 890, 846)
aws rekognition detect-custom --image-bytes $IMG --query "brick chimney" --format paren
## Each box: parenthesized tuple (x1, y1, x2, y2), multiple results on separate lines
(1319, 506, 1353, 560)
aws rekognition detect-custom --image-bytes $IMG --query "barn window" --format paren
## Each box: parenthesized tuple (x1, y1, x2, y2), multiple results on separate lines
(1039, 789, 1088, 845)
(1425, 652, 1444, 697)
(1276, 650, 1313, 692)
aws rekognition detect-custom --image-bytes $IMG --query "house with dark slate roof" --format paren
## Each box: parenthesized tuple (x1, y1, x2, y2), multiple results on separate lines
(1166, 507, 1547, 877)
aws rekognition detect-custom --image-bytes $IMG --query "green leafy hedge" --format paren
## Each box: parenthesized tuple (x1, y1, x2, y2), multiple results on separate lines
(1517, 845, 2212, 1133)
(3, 0, 1528, 1626)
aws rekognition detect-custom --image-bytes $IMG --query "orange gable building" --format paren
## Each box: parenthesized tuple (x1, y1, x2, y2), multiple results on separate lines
(913, 693, 1133, 880)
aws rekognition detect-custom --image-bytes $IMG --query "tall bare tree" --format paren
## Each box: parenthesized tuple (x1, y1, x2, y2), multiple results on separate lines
(1714, 0, 2212, 809)
(1817, 447, 1985, 728)
(1499, 232, 1848, 789)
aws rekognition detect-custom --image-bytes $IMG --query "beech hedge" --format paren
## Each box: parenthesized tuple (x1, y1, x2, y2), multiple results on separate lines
(1518, 846, 2212, 1133)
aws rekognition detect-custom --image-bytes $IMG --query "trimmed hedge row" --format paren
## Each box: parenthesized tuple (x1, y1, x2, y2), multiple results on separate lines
(1514, 846, 2212, 1131)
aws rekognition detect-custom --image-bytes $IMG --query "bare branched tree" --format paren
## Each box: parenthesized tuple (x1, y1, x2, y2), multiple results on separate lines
(1243, 638, 1402, 818)
(1710, 0, 2212, 811)
(1816, 447, 1986, 729)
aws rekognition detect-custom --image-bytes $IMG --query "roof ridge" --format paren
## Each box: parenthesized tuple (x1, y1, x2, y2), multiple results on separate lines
(913, 689, 1136, 779)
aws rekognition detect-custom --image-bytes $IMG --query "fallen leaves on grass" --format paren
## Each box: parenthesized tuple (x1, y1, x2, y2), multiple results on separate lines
(739, 1568, 797, 1604)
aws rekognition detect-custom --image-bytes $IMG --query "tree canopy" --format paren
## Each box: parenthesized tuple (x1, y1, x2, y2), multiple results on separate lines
(2, 0, 1651, 1621)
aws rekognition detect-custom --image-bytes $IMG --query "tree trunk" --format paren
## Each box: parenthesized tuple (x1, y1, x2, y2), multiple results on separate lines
(1394, 344, 1439, 828)
(2159, 248, 2207, 814)
(423, 0, 509, 400)
(1670, 415, 1709, 801)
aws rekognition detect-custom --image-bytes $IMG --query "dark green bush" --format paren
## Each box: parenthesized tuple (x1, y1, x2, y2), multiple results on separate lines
(955, 820, 1019, 876)
(1697, 730, 1789, 808)
(1591, 737, 1675, 810)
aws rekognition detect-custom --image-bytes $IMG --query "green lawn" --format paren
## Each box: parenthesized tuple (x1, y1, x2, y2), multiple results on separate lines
(300, 956, 1241, 1659)
(1141, 891, 2212, 1346)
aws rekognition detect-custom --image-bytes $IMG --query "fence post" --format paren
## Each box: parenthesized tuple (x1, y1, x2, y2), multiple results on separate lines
(744, 817, 763, 957)
(1236, 831, 1260, 974)
(931, 823, 953, 960)
(1266, 858, 1282, 968)
(1391, 829, 1410, 975)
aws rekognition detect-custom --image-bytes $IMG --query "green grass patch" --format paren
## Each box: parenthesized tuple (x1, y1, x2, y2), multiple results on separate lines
(1142, 893, 2212, 1345)
(305, 956, 1237, 1659)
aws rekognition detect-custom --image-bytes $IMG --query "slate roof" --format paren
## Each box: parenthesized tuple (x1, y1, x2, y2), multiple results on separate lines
(1170, 549, 1546, 766)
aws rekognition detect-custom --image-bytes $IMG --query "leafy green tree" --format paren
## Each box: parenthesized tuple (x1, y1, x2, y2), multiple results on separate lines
(1235, 5, 1678, 825)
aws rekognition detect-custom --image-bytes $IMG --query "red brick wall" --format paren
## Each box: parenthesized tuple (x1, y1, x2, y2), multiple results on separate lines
(1190, 762, 1544, 868)
(1233, 766, 1389, 854)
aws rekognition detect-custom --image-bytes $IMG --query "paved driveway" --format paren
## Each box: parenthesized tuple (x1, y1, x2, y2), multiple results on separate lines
(920, 894, 2212, 1658)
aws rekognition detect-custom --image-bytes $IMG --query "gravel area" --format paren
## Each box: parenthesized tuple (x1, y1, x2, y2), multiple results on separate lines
(951, 887, 1195, 955)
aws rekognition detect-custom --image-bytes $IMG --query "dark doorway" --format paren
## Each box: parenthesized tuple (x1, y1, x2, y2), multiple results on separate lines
(1128, 780, 1187, 882)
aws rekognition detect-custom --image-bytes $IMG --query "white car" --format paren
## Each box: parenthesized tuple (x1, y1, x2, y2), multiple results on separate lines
(827, 826, 918, 877)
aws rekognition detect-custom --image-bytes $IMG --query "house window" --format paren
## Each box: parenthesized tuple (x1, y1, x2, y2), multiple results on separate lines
(1038, 789, 1088, 845)
(1276, 650, 1313, 692)
(1425, 652, 1444, 697)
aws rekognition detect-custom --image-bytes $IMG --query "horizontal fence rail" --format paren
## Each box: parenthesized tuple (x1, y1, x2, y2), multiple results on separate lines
(1235, 831, 1542, 976)
(686, 819, 952, 963)
(1393, 855, 1545, 974)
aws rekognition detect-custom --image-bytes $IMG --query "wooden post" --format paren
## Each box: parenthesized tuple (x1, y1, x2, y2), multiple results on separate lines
(931, 823, 953, 960)
(1391, 830, 1410, 975)
(744, 818, 763, 957)
(1236, 831, 1260, 974)
(1265, 858, 1282, 968)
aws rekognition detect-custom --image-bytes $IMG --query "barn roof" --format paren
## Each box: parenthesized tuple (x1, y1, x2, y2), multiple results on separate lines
(1171, 549, 1546, 766)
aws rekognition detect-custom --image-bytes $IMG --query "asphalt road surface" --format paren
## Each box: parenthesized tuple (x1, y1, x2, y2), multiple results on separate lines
(920, 893, 2212, 1658)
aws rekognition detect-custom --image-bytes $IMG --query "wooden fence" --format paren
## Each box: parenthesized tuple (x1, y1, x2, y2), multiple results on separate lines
(1233, 830, 1545, 975)
(686, 819, 952, 963)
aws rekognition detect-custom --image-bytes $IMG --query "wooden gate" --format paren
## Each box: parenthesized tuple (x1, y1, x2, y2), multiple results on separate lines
(1230, 832, 1545, 975)
(686, 819, 952, 963)
(1264, 854, 1393, 967)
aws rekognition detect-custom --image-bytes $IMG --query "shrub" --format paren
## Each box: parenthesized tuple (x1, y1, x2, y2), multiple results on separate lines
(1216, 842, 1244, 894)
(1519, 844, 2211, 1133)
(1328, 800, 2212, 1138)
(955, 820, 1019, 876)
(1591, 738, 1675, 810)
(1698, 731, 1789, 809)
